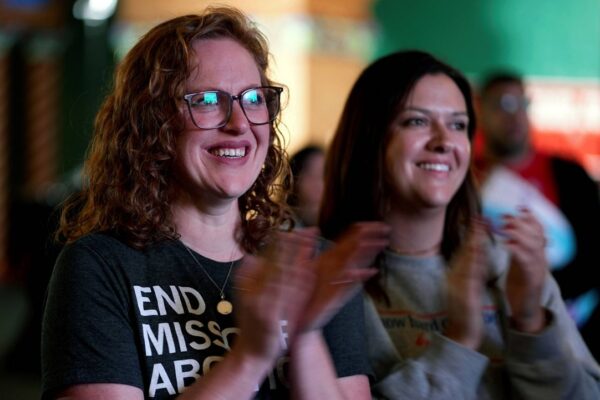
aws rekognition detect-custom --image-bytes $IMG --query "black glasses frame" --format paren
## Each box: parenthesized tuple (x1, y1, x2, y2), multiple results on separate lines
(183, 86, 283, 130)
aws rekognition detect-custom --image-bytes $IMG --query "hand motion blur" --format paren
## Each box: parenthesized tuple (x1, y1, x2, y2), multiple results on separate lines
(445, 219, 489, 349)
(500, 208, 548, 333)
(233, 222, 390, 363)
(445, 210, 548, 349)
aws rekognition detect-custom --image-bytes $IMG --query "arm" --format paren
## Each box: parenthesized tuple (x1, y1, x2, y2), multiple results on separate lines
(42, 240, 145, 399)
(289, 331, 370, 400)
(504, 275, 600, 399)
(499, 209, 600, 398)
(287, 223, 389, 399)
(55, 347, 274, 400)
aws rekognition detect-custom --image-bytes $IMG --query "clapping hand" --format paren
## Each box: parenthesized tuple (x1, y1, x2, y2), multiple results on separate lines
(445, 219, 489, 349)
(500, 208, 548, 333)
(233, 222, 389, 361)
(298, 222, 391, 332)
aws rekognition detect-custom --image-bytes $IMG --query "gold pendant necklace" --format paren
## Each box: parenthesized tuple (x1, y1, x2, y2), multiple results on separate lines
(181, 242, 235, 315)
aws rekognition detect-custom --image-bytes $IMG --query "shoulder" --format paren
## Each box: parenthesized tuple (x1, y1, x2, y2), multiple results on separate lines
(55, 234, 134, 276)
(50, 235, 132, 296)
(549, 155, 593, 180)
(548, 155, 599, 204)
(54, 234, 180, 286)
(67, 232, 141, 256)
(60, 233, 177, 266)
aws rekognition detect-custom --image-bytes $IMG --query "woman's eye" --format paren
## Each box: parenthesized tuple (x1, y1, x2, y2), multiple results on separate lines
(402, 117, 427, 127)
(243, 90, 264, 106)
(191, 92, 219, 107)
(450, 121, 468, 131)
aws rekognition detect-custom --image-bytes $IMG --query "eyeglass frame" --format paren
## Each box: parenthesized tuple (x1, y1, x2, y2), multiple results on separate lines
(183, 85, 284, 130)
(485, 93, 530, 114)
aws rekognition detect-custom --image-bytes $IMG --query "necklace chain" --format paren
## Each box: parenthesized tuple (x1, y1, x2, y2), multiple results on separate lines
(180, 242, 234, 300)
(387, 242, 441, 257)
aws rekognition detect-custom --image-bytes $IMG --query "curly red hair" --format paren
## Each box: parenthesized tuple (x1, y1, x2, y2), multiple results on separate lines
(58, 6, 291, 252)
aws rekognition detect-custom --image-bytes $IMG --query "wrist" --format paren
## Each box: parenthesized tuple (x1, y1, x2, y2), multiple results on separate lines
(290, 329, 323, 353)
(510, 308, 548, 334)
(229, 340, 278, 377)
(444, 323, 481, 350)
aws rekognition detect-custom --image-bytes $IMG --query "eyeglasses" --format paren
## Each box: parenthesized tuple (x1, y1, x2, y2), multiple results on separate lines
(490, 94, 530, 114)
(183, 86, 283, 129)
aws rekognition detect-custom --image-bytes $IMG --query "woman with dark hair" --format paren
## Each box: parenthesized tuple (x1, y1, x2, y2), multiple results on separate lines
(41, 7, 388, 399)
(287, 145, 326, 227)
(321, 50, 600, 399)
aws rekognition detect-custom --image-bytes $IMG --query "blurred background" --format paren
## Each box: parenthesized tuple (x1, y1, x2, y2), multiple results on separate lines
(0, 0, 598, 398)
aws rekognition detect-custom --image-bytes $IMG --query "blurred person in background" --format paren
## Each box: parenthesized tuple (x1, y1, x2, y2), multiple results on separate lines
(286, 145, 326, 228)
(476, 72, 600, 360)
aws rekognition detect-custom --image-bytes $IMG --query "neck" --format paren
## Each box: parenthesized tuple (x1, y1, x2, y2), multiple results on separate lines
(171, 198, 243, 262)
(388, 241, 441, 257)
(385, 207, 445, 258)
(485, 144, 533, 168)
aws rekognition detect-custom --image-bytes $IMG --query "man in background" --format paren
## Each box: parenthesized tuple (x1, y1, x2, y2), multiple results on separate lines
(476, 72, 600, 360)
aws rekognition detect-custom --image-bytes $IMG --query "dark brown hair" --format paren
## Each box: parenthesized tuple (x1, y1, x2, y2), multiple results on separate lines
(320, 50, 480, 263)
(286, 145, 325, 208)
(57, 6, 291, 252)
(479, 71, 524, 100)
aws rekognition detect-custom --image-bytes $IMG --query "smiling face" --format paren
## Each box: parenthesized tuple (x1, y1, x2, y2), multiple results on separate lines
(172, 37, 271, 207)
(385, 73, 471, 214)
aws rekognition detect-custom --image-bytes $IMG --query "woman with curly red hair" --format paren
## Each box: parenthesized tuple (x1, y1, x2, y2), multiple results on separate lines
(41, 7, 388, 399)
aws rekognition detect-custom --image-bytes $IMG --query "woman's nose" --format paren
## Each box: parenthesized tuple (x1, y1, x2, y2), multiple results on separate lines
(223, 101, 250, 134)
(426, 123, 453, 153)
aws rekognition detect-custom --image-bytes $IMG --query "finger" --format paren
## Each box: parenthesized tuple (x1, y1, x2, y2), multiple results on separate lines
(290, 226, 320, 238)
(334, 224, 390, 264)
(508, 211, 544, 239)
(276, 230, 317, 261)
(516, 209, 546, 246)
(331, 267, 378, 284)
(449, 223, 488, 280)
(501, 213, 545, 249)
(235, 255, 262, 289)
(513, 208, 543, 231)
(501, 219, 545, 252)
(346, 221, 392, 242)
(261, 230, 314, 268)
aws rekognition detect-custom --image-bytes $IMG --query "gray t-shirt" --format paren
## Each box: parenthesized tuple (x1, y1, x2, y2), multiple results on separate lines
(42, 233, 370, 399)
(365, 249, 600, 400)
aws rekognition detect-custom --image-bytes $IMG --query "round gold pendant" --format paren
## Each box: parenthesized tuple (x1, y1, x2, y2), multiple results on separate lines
(217, 299, 233, 315)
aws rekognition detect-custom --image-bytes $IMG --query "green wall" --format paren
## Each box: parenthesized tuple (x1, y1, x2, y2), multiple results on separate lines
(373, 0, 600, 80)
(59, 20, 115, 176)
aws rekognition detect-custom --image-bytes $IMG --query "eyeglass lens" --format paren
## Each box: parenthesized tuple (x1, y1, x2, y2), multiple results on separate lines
(498, 94, 529, 114)
(187, 87, 280, 129)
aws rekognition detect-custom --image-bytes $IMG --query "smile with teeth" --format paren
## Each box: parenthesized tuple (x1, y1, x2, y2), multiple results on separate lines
(211, 147, 246, 158)
(417, 162, 450, 172)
